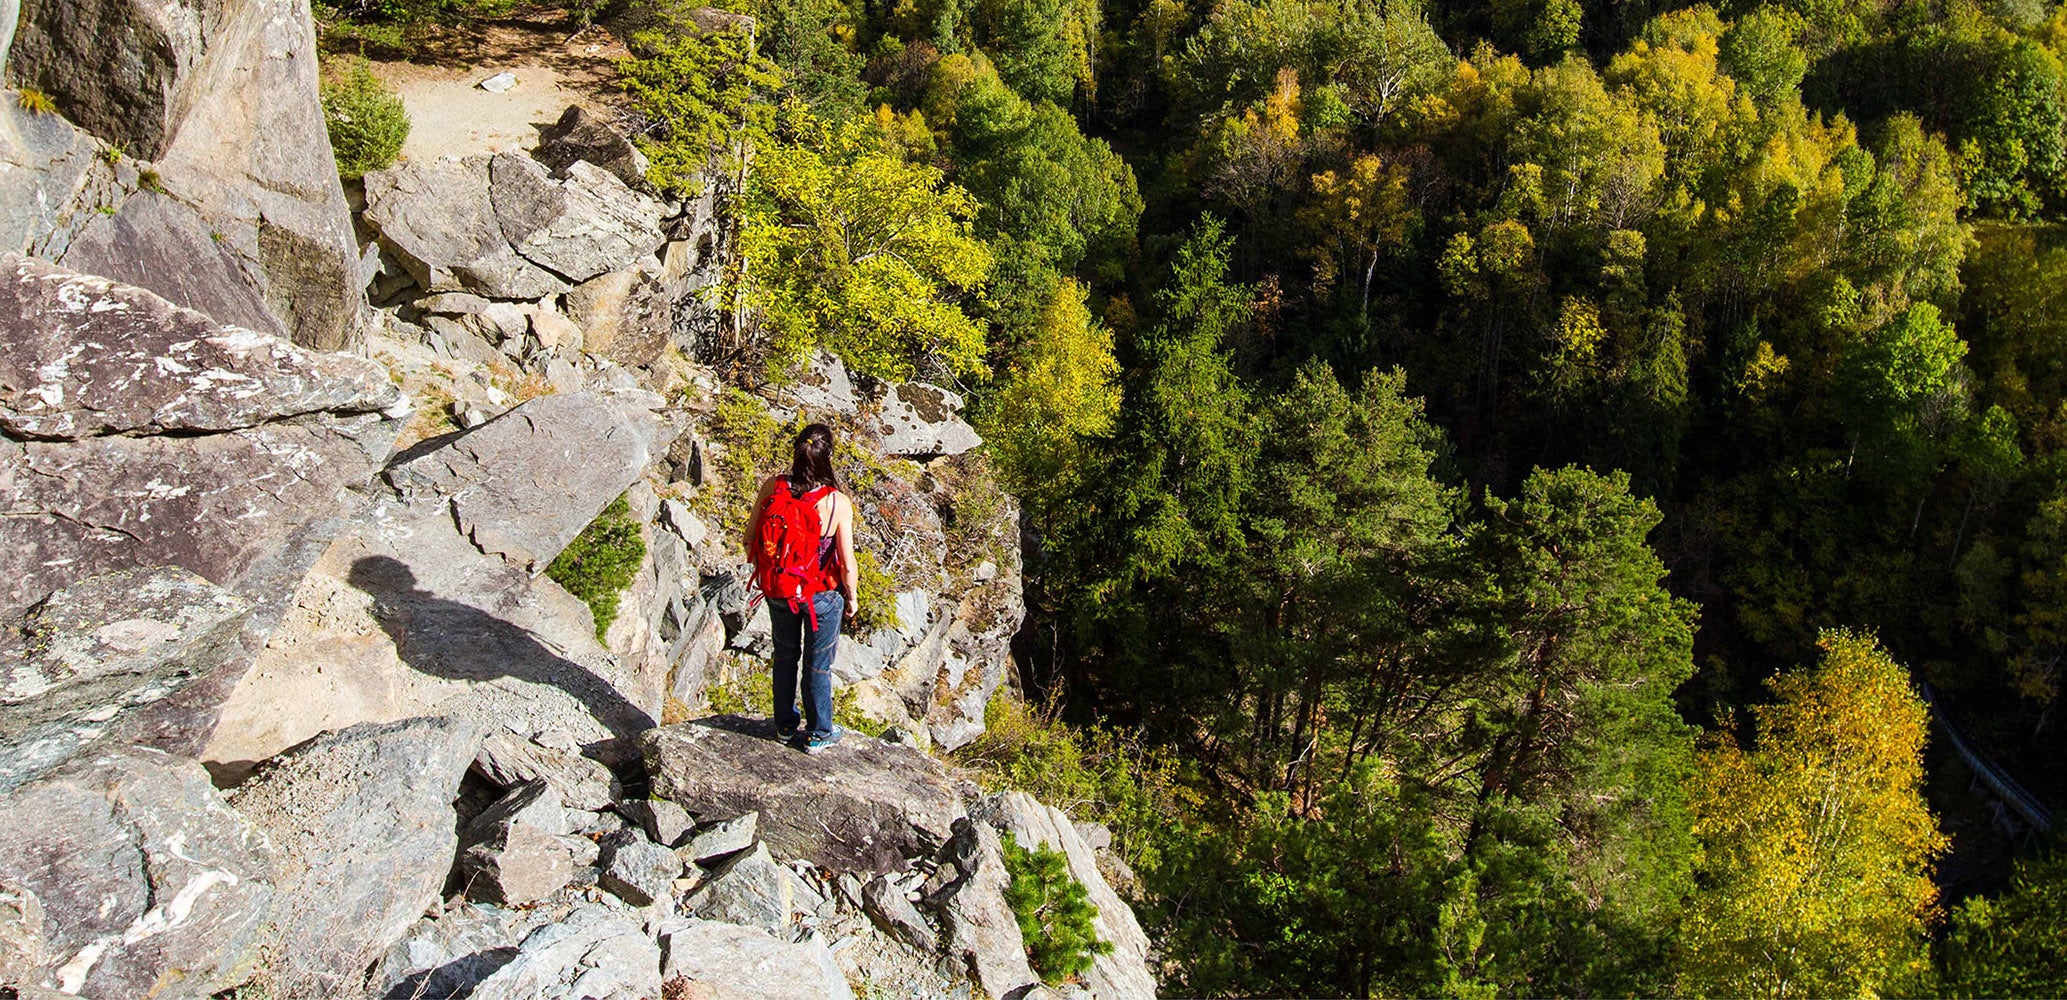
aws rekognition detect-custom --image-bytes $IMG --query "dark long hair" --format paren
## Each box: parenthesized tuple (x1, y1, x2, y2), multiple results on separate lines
(787, 423, 841, 494)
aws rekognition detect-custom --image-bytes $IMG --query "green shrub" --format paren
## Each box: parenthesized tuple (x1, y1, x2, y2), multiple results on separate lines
(953, 694, 1188, 875)
(1003, 833, 1114, 983)
(546, 495, 646, 639)
(321, 61, 409, 179)
(619, 28, 781, 196)
(848, 548, 897, 634)
(15, 88, 57, 115)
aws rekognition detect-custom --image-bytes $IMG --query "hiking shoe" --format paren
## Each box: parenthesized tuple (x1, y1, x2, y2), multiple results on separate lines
(804, 726, 845, 754)
(775, 724, 799, 743)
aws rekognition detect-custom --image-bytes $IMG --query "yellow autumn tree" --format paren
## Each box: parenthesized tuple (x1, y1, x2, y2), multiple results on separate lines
(1675, 628, 1947, 998)
(977, 278, 1119, 505)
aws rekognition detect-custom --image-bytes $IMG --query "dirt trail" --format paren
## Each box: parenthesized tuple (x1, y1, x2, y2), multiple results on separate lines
(361, 21, 633, 164)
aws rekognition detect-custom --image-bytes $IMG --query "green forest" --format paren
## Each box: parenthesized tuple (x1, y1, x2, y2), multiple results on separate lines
(333, 0, 2067, 990)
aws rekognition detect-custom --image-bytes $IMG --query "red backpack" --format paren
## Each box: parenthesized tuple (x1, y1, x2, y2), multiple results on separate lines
(751, 478, 837, 626)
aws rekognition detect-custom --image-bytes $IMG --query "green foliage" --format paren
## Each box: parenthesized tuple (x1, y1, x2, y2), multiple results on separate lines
(953, 695, 1186, 872)
(695, 388, 794, 531)
(321, 61, 409, 180)
(848, 548, 897, 634)
(15, 88, 56, 115)
(739, 109, 993, 379)
(546, 495, 647, 640)
(619, 29, 783, 196)
(1002, 833, 1115, 982)
(1675, 630, 1946, 998)
(1940, 849, 2067, 996)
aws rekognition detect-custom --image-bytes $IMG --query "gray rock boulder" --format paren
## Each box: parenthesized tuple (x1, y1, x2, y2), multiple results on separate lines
(468, 904, 661, 1000)
(535, 105, 651, 189)
(976, 792, 1157, 1000)
(491, 152, 666, 283)
(564, 267, 671, 369)
(9, 0, 365, 349)
(0, 257, 402, 617)
(378, 901, 524, 1000)
(874, 382, 982, 458)
(200, 494, 660, 775)
(660, 919, 853, 1000)
(599, 834, 682, 907)
(465, 778, 574, 842)
(59, 190, 288, 339)
(682, 843, 812, 937)
(862, 874, 939, 953)
(0, 98, 123, 263)
(228, 716, 483, 993)
(679, 811, 757, 866)
(929, 818, 1039, 1000)
(782, 352, 860, 417)
(625, 797, 695, 849)
(362, 156, 567, 299)
(461, 821, 578, 907)
(474, 728, 620, 812)
(0, 568, 250, 795)
(386, 391, 660, 571)
(0, 746, 275, 997)
(641, 717, 968, 875)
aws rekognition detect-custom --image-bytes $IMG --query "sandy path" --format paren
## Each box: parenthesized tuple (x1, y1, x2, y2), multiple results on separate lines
(361, 23, 633, 164)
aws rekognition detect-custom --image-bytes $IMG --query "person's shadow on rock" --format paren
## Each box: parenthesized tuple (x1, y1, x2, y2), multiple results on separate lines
(347, 555, 654, 744)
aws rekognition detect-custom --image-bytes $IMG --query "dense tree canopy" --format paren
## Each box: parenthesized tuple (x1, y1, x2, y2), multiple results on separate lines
(669, 0, 2067, 988)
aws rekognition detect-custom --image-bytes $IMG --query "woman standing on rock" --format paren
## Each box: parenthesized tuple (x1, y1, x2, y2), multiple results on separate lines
(744, 423, 860, 753)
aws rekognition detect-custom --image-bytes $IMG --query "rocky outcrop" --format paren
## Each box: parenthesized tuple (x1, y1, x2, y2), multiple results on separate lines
(0, 746, 275, 997)
(977, 792, 1157, 1000)
(932, 818, 1040, 1000)
(0, 568, 250, 794)
(641, 716, 968, 874)
(0, 256, 402, 618)
(875, 382, 982, 458)
(227, 716, 483, 992)
(363, 151, 666, 300)
(7, 0, 365, 348)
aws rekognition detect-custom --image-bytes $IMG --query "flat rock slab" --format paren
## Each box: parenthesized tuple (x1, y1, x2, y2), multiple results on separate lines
(0, 746, 275, 997)
(640, 716, 968, 875)
(0, 256, 403, 619)
(661, 919, 853, 1000)
(229, 716, 483, 994)
(0, 568, 251, 794)
(201, 496, 660, 773)
(386, 391, 659, 572)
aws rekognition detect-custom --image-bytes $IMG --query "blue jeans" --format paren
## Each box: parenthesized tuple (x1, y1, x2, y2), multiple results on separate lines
(770, 591, 843, 738)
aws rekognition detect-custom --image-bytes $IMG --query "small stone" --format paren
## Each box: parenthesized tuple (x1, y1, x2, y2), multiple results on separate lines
(682, 843, 811, 937)
(479, 71, 518, 93)
(626, 797, 695, 848)
(600, 836, 681, 907)
(973, 560, 998, 582)
(862, 874, 939, 952)
(463, 780, 571, 842)
(678, 811, 757, 866)
(460, 821, 576, 905)
(659, 499, 708, 548)
(559, 834, 602, 866)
